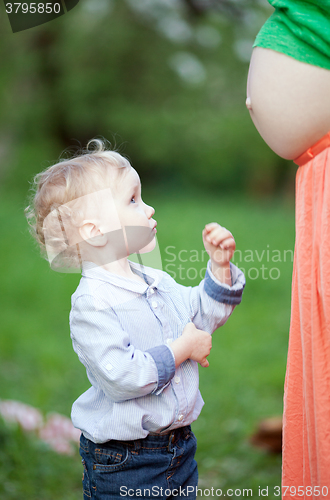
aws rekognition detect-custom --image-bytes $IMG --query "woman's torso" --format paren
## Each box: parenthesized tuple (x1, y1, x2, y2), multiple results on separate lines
(247, 47, 330, 160)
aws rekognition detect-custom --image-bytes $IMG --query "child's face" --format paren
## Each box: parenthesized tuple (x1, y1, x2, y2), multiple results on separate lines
(115, 167, 157, 245)
(85, 166, 157, 258)
(112, 166, 157, 254)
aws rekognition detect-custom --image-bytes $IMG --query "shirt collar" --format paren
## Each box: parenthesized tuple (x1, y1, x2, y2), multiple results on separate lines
(81, 260, 167, 293)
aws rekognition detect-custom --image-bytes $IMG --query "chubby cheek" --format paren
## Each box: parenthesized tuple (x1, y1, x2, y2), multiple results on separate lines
(123, 223, 155, 255)
(120, 207, 147, 227)
(139, 236, 156, 254)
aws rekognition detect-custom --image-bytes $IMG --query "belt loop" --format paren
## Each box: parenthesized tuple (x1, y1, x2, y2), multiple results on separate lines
(167, 431, 175, 451)
(183, 425, 190, 439)
(134, 439, 141, 452)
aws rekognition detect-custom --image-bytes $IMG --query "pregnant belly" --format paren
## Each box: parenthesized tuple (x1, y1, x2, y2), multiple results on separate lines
(247, 47, 330, 160)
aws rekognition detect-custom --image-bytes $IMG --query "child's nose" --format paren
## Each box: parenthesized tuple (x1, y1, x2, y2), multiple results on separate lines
(145, 204, 155, 218)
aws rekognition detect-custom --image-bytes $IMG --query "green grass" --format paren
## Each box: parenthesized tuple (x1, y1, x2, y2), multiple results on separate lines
(0, 420, 82, 500)
(0, 187, 295, 499)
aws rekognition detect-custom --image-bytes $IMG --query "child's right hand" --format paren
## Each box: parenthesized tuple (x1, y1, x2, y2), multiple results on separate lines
(170, 322, 212, 368)
(182, 322, 212, 367)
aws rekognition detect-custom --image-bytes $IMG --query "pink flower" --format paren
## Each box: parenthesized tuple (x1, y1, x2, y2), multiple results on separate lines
(0, 400, 43, 431)
(39, 413, 81, 455)
(0, 400, 81, 456)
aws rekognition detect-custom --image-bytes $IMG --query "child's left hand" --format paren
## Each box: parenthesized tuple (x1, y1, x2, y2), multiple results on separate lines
(202, 222, 236, 267)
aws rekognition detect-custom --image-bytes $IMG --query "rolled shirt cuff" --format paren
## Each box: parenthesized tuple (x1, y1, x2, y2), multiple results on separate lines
(146, 344, 176, 394)
(204, 261, 245, 305)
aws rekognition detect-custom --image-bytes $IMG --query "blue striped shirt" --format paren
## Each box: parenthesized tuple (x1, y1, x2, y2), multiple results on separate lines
(70, 260, 245, 443)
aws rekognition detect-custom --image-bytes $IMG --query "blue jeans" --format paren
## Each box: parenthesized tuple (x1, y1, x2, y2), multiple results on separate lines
(79, 426, 198, 499)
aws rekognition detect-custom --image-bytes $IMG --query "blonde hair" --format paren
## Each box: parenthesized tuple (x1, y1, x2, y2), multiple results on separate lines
(25, 139, 131, 271)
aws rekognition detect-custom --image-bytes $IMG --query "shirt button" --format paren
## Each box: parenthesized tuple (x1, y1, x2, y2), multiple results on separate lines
(178, 414, 184, 422)
(105, 363, 113, 371)
(149, 288, 154, 295)
(166, 338, 173, 345)
(151, 301, 158, 309)
(174, 376, 180, 384)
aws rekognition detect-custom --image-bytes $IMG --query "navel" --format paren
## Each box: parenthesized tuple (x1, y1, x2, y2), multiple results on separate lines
(246, 97, 252, 110)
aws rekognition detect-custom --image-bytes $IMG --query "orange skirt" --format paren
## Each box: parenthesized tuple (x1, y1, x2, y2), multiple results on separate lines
(283, 132, 330, 498)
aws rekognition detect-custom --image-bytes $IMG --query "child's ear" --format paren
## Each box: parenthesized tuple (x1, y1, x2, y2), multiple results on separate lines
(79, 222, 107, 247)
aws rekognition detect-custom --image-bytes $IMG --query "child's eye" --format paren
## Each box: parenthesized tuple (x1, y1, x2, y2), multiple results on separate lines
(130, 197, 136, 204)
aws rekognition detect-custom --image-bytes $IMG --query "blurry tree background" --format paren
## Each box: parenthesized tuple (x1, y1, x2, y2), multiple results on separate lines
(0, 0, 293, 197)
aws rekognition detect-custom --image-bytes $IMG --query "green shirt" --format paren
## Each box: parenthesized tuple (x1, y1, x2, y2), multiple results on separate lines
(253, 1, 330, 70)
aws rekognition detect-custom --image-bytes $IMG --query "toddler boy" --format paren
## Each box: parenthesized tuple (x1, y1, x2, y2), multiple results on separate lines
(26, 140, 245, 499)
